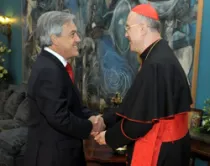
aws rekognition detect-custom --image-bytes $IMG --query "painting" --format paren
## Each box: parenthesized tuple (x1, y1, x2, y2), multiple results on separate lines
(21, 0, 203, 110)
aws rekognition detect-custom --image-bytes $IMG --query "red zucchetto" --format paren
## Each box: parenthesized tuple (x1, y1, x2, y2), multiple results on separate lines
(132, 3, 159, 20)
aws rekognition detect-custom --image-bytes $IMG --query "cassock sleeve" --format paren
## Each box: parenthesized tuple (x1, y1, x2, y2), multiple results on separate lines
(102, 108, 122, 129)
(116, 63, 192, 122)
(105, 119, 153, 149)
(104, 62, 191, 149)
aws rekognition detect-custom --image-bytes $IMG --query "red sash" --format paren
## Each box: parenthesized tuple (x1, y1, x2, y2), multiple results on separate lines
(131, 113, 189, 166)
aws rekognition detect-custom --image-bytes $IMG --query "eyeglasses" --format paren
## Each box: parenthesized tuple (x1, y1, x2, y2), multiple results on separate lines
(124, 24, 140, 31)
(125, 23, 151, 32)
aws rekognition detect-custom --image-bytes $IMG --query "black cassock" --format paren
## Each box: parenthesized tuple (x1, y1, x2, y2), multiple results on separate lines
(103, 39, 192, 166)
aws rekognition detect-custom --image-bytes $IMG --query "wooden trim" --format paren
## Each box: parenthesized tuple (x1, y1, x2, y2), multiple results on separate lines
(191, 0, 204, 107)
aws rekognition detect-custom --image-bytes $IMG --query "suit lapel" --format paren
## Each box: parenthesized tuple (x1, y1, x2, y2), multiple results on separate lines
(41, 49, 65, 70)
(73, 84, 83, 103)
(41, 50, 82, 104)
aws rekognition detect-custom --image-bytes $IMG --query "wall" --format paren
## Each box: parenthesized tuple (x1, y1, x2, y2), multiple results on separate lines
(0, 0, 22, 84)
(196, 0, 210, 109)
(195, 1, 210, 164)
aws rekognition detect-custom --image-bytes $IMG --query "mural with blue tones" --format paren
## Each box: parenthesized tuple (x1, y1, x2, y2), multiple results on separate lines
(22, 0, 200, 109)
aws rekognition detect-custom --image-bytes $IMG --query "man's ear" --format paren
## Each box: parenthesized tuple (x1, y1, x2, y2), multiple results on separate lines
(141, 24, 148, 36)
(50, 34, 58, 45)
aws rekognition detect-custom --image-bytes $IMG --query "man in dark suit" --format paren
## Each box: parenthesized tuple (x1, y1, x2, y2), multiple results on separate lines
(24, 11, 105, 166)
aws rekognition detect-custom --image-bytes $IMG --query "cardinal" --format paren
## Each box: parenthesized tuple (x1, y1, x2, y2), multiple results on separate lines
(94, 3, 192, 166)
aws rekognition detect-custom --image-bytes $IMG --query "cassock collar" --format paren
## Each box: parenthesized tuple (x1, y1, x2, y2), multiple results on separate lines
(140, 39, 162, 63)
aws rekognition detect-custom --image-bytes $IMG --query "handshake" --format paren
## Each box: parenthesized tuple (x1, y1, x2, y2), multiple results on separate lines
(88, 115, 107, 145)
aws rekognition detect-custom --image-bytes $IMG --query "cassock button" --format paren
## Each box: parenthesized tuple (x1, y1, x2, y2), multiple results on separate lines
(126, 153, 128, 157)
(126, 161, 128, 165)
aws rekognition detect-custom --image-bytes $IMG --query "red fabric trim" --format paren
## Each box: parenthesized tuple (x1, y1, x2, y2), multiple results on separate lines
(120, 119, 138, 141)
(116, 112, 153, 123)
(130, 112, 189, 166)
(116, 111, 190, 124)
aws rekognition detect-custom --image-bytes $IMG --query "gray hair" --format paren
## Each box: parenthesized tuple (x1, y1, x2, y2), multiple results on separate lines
(36, 11, 75, 47)
(137, 15, 161, 33)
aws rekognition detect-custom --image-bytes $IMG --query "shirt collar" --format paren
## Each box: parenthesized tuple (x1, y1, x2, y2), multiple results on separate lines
(44, 47, 67, 67)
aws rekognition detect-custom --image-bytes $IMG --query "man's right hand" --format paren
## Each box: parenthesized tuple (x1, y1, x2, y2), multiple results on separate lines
(88, 115, 106, 136)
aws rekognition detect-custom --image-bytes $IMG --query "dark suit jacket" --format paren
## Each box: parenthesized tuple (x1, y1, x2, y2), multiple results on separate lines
(24, 49, 97, 166)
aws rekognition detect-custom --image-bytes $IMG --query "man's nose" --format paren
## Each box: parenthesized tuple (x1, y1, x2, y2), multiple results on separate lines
(125, 31, 128, 38)
(75, 33, 81, 42)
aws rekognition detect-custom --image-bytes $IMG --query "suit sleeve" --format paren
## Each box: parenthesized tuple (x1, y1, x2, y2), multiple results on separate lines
(105, 119, 153, 149)
(35, 68, 92, 139)
(81, 106, 99, 119)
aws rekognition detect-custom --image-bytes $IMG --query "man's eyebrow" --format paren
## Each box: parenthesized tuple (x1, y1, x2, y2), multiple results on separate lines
(70, 30, 77, 34)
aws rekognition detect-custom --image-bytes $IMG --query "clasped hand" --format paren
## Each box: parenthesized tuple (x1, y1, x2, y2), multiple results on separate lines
(88, 115, 107, 145)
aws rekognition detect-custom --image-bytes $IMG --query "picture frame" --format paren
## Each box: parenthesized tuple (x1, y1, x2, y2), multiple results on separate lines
(191, 0, 204, 107)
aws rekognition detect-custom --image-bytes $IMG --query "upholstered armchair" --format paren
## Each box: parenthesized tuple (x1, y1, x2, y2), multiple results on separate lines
(0, 84, 29, 166)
